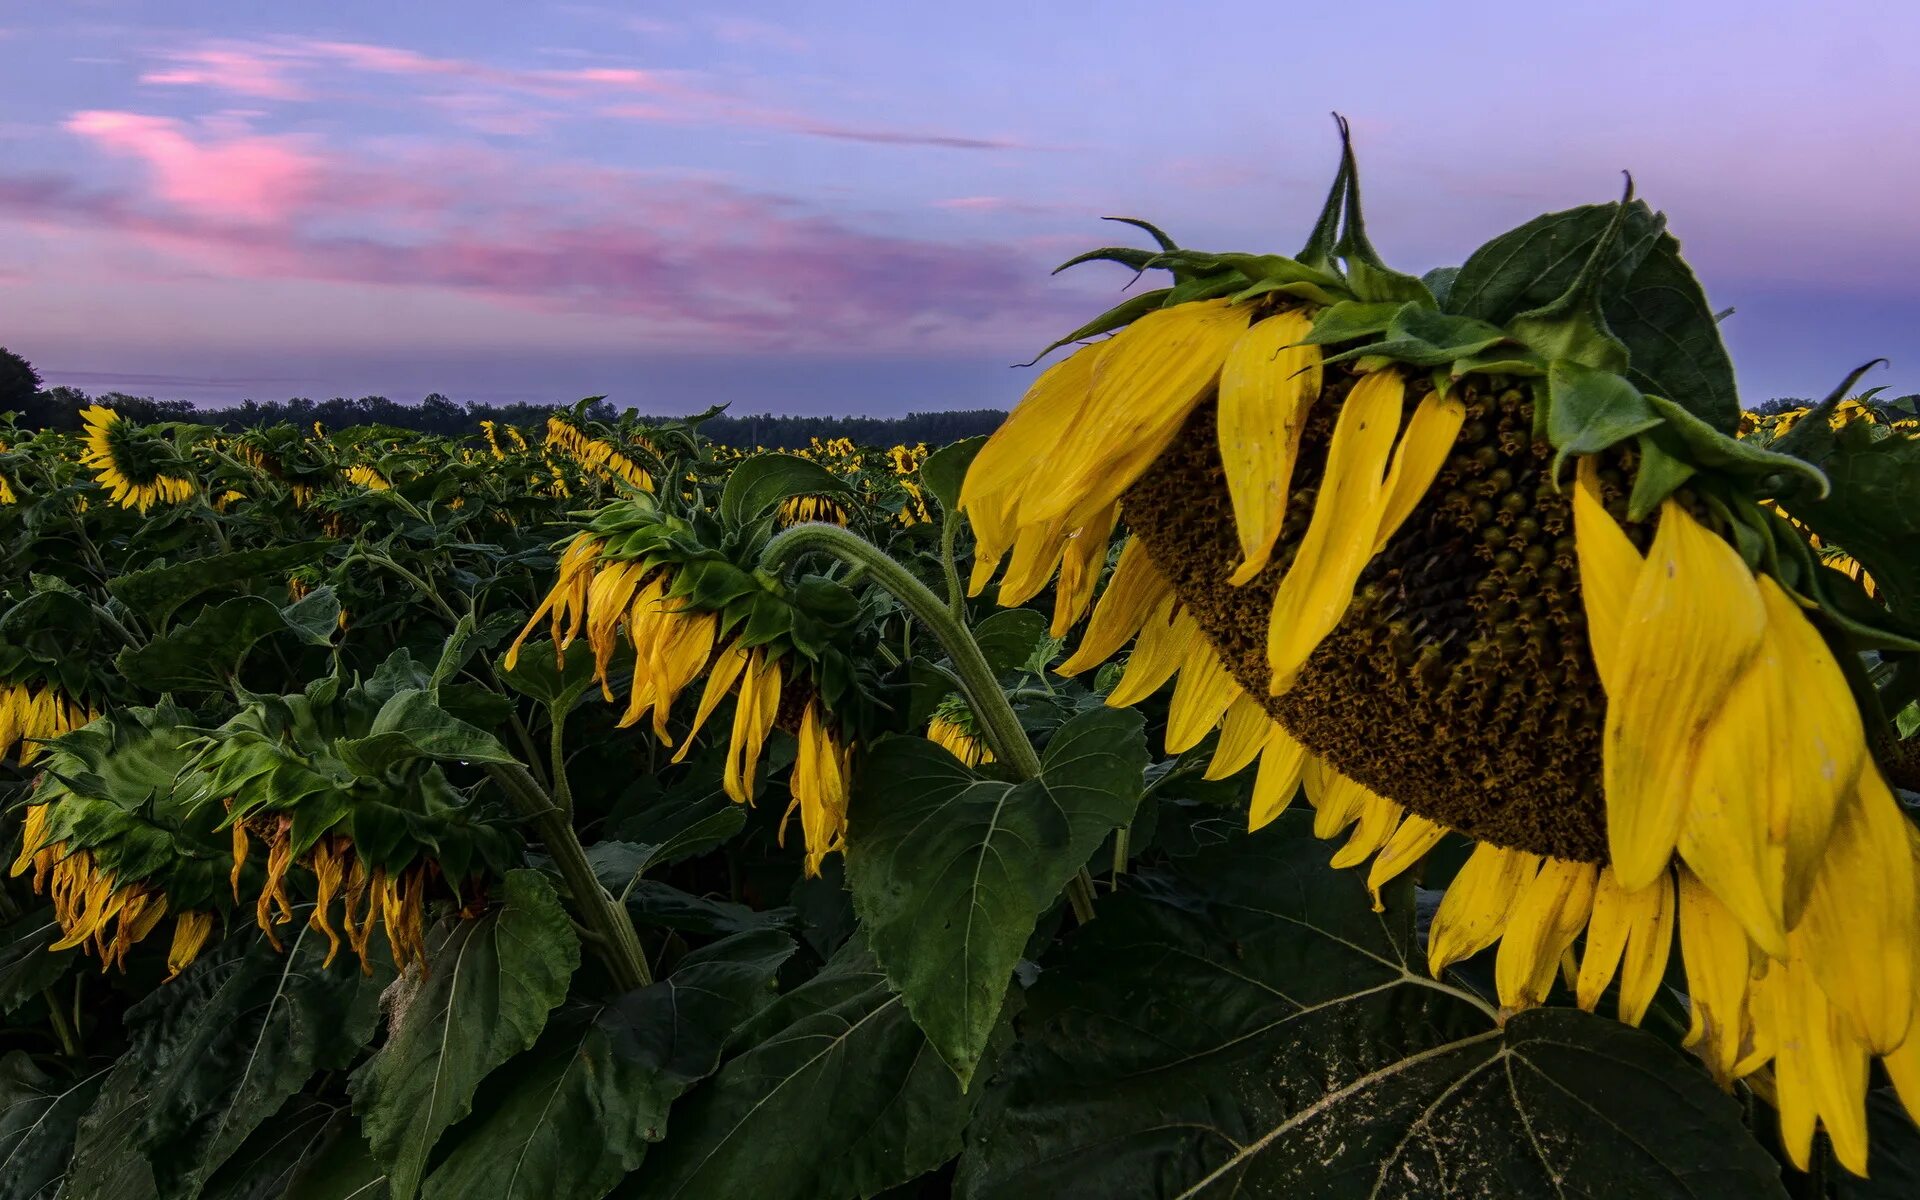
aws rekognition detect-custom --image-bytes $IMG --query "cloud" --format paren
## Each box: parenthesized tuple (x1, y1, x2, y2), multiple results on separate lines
(140, 44, 310, 100)
(710, 17, 811, 54)
(63, 110, 317, 223)
(0, 118, 1089, 353)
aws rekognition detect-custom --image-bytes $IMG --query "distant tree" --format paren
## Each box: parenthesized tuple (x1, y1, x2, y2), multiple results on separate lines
(0, 347, 47, 424)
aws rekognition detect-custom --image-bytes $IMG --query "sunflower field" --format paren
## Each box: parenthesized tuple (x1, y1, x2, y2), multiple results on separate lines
(3, 129, 1920, 1200)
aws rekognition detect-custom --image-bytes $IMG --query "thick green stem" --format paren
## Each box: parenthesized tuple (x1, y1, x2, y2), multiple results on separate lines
(938, 513, 966, 622)
(486, 760, 650, 990)
(762, 523, 1042, 780)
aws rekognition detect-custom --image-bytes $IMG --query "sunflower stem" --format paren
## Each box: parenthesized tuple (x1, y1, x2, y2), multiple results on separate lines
(760, 523, 1043, 781)
(939, 511, 966, 623)
(484, 760, 650, 990)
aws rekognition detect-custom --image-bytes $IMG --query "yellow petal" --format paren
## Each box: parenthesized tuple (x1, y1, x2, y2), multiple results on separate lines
(1365, 813, 1446, 911)
(1050, 504, 1119, 637)
(1216, 311, 1319, 585)
(1265, 369, 1405, 695)
(1604, 503, 1765, 890)
(1303, 756, 1368, 842)
(1774, 955, 1870, 1177)
(1793, 766, 1916, 1053)
(1372, 389, 1467, 552)
(1246, 731, 1307, 832)
(1572, 457, 1642, 692)
(961, 341, 1104, 545)
(1022, 300, 1250, 528)
(1057, 538, 1171, 677)
(1104, 600, 1194, 708)
(997, 516, 1072, 607)
(1428, 844, 1541, 976)
(1676, 866, 1756, 1083)
(1328, 791, 1404, 872)
(1203, 693, 1272, 780)
(671, 634, 750, 765)
(1494, 859, 1598, 1011)
(1164, 641, 1239, 755)
(1576, 867, 1675, 1025)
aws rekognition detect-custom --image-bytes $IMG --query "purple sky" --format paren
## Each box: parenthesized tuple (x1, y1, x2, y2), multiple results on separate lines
(2, 2, 1917, 415)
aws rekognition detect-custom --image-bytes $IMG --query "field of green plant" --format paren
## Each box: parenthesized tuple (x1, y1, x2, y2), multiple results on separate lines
(2, 134, 1918, 1199)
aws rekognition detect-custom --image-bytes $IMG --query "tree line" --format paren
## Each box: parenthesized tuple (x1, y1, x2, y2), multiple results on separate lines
(0, 348, 1008, 448)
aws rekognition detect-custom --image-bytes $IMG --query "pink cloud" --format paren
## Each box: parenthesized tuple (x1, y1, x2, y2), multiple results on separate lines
(140, 45, 309, 101)
(63, 110, 316, 223)
(710, 17, 811, 54)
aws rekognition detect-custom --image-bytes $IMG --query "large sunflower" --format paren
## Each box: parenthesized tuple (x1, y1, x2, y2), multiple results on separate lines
(77, 405, 195, 513)
(964, 132, 1920, 1173)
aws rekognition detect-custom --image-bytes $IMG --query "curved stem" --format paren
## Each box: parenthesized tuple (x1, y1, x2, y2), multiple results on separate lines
(485, 760, 650, 990)
(938, 513, 965, 622)
(762, 523, 1042, 780)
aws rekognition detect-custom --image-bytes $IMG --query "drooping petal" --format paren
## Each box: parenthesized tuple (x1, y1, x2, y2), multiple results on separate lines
(1105, 599, 1195, 707)
(1164, 641, 1240, 754)
(1572, 457, 1643, 693)
(1494, 859, 1598, 1011)
(1023, 300, 1251, 528)
(1372, 388, 1468, 552)
(1216, 310, 1319, 584)
(1604, 503, 1766, 890)
(961, 341, 1105, 560)
(1246, 730, 1308, 832)
(1266, 369, 1406, 695)
(670, 633, 750, 764)
(1050, 504, 1119, 636)
(1204, 693, 1272, 780)
(1575, 867, 1675, 1026)
(1793, 766, 1916, 1054)
(1773, 955, 1870, 1176)
(997, 516, 1073, 607)
(1365, 813, 1446, 911)
(1058, 538, 1171, 677)
(1428, 843, 1542, 976)
(1676, 866, 1756, 1083)
(1329, 790, 1404, 872)
(1304, 756, 1369, 842)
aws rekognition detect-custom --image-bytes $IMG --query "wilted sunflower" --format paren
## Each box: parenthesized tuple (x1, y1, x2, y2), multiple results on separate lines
(0, 468, 16, 505)
(927, 695, 994, 767)
(965, 130, 1920, 1173)
(507, 492, 877, 876)
(778, 494, 850, 526)
(345, 463, 390, 491)
(545, 414, 654, 492)
(77, 405, 194, 513)
(0, 679, 93, 765)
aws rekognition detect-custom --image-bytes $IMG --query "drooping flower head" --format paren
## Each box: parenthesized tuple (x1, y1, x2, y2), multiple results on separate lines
(505, 472, 883, 876)
(927, 694, 994, 768)
(545, 411, 655, 493)
(76, 406, 195, 514)
(965, 122, 1920, 1173)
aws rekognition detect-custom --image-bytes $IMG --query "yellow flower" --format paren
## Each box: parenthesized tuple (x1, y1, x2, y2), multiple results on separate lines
(927, 700, 993, 767)
(545, 416, 653, 492)
(778, 494, 849, 526)
(345, 464, 390, 491)
(76, 406, 195, 513)
(971, 290, 1919, 1175)
(0, 682, 91, 764)
(780, 700, 853, 878)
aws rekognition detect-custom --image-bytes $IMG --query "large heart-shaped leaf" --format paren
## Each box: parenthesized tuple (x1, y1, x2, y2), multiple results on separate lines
(958, 812, 1787, 1199)
(107, 541, 332, 630)
(620, 943, 1003, 1200)
(0, 1052, 107, 1200)
(421, 930, 794, 1200)
(350, 870, 580, 1200)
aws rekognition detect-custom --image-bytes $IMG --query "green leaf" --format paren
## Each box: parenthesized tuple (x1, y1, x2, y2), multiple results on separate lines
(1607, 233, 1740, 432)
(621, 881, 792, 937)
(1627, 430, 1699, 521)
(621, 942, 1004, 1200)
(972, 607, 1051, 674)
(1021, 288, 1173, 366)
(336, 688, 518, 774)
(0, 1051, 106, 1200)
(1546, 359, 1661, 472)
(280, 586, 342, 646)
(278, 1113, 389, 1200)
(114, 596, 290, 692)
(957, 812, 1786, 1199)
(1302, 301, 1407, 346)
(717, 455, 851, 526)
(919, 436, 986, 513)
(106, 541, 332, 630)
(1642, 394, 1828, 495)
(847, 707, 1148, 1084)
(0, 907, 75, 1015)
(422, 930, 795, 1200)
(197, 1096, 342, 1200)
(115, 924, 387, 1200)
(64, 1054, 159, 1200)
(1449, 200, 1663, 325)
(1772, 415, 1920, 618)
(1839, 1088, 1920, 1197)
(351, 870, 581, 1200)
(1386, 305, 1511, 359)
(499, 637, 600, 708)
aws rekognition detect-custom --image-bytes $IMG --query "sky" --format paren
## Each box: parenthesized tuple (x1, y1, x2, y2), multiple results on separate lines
(1, 1, 1917, 415)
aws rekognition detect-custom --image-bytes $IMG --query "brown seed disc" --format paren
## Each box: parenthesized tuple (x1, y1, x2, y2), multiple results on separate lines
(1122, 373, 1643, 863)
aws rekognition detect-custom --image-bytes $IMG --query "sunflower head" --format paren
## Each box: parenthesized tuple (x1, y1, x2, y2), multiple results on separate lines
(964, 120, 1920, 1173)
(76, 406, 195, 514)
(926, 694, 993, 767)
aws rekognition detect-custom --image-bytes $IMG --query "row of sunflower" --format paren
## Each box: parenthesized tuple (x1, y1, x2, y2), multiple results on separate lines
(2, 132, 1920, 1198)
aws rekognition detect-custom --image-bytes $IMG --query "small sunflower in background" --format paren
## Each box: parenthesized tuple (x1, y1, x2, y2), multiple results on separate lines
(77, 405, 195, 514)
(545, 412, 654, 492)
(344, 463, 390, 491)
(778, 493, 849, 526)
(507, 487, 882, 877)
(0, 677, 94, 765)
(964, 123, 1920, 1173)
(927, 695, 994, 767)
